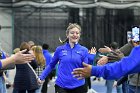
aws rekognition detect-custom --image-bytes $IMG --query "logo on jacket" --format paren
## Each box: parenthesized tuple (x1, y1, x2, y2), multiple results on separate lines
(62, 50, 67, 55)
(76, 51, 82, 55)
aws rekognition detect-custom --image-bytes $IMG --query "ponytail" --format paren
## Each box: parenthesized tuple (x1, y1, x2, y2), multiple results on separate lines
(59, 37, 68, 44)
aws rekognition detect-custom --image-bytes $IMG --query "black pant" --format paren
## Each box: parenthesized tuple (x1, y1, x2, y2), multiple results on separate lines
(86, 77, 91, 89)
(41, 69, 56, 93)
(41, 76, 49, 93)
(55, 84, 87, 93)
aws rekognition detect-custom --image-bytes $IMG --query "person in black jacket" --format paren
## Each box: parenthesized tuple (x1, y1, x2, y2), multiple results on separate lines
(13, 42, 38, 93)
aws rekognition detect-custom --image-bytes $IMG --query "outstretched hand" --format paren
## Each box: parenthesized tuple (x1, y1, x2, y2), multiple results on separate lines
(14, 49, 35, 64)
(37, 78, 44, 85)
(97, 56, 108, 65)
(72, 62, 92, 79)
(98, 45, 111, 53)
(89, 47, 96, 54)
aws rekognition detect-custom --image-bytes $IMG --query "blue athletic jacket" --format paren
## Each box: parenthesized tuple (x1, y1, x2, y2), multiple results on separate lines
(39, 42, 88, 89)
(91, 45, 140, 80)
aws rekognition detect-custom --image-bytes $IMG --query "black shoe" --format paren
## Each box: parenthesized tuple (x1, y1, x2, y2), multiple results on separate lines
(98, 78, 101, 81)
(93, 77, 96, 81)
(6, 83, 11, 89)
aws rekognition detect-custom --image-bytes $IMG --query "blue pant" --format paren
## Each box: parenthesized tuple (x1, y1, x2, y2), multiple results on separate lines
(122, 81, 128, 93)
(35, 85, 42, 93)
(106, 80, 122, 93)
(0, 76, 7, 93)
(128, 85, 140, 93)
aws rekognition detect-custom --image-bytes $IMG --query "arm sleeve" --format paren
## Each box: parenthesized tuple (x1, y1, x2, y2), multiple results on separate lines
(119, 42, 133, 56)
(82, 48, 89, 64)
(39, 47, 59, 80)
(88, 54, 96, 65)
(91, 45, 140, 79)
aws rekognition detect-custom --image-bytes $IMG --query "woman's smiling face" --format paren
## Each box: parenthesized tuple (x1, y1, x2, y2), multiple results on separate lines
(67, 27, 81, 44)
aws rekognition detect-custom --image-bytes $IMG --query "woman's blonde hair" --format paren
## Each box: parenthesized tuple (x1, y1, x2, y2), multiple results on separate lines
(59, 23, 81, 43)
(31, 45, 45, 66)
(66, 23, 81, 35)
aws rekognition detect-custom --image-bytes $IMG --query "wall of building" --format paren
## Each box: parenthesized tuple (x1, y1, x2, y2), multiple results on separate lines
(0, 8, 13, 54)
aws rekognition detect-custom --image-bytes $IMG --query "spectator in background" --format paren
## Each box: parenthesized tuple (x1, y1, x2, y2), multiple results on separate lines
(13, 42, 38, 93)
(31, 45, 46, 93)
(99, 42, 123, 93)
(41, 43, 53, 93)
(28, 41, 35, 48)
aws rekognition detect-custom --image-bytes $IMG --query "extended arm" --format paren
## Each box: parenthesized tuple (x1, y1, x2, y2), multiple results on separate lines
(73, 46, 140, 80)
(39, 47, 59, 80)
(92, 45, 140, 79)
(0, 50, 35, 69)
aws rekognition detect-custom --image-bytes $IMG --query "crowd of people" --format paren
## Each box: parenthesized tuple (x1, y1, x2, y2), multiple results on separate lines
(0, 23, 140, 93)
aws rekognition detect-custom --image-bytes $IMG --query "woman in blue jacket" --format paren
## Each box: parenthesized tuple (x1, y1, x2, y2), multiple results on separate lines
(72, 45, 140, 80)
(38, 23, 89, 93)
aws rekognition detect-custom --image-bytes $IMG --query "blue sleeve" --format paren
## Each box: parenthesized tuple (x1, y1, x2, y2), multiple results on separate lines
(88, 54, 96, 65)
(83, 48, 89, 64)
(0, 61, 2, 68)
(91, 45, 140, 79)
(39, 47, 59, 80)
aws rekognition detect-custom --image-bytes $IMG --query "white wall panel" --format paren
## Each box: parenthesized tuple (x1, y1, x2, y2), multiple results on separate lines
(0, 8, 13, 54)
